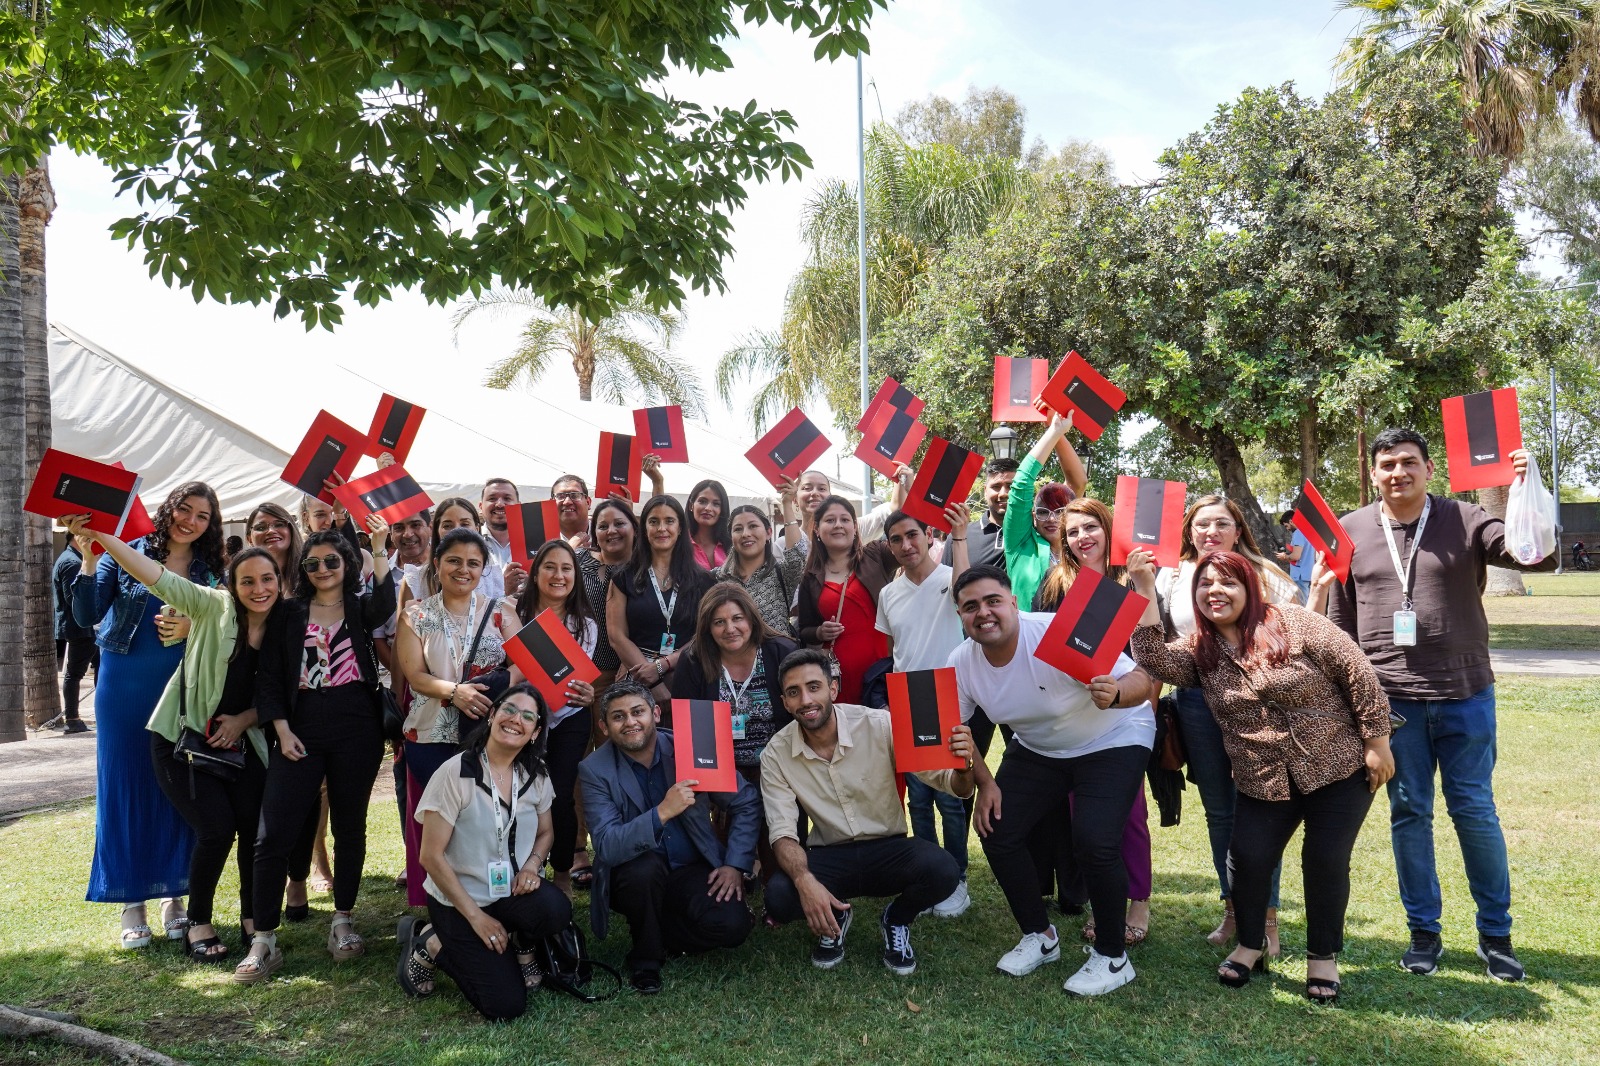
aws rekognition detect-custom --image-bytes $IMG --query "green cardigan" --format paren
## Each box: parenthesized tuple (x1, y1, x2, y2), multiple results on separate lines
(1002, 454, 1054, 612)
(145, 570, 269, 767)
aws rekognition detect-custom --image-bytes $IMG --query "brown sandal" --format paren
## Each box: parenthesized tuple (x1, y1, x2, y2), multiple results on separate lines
(1207, 901, 1236, 947)
(232, 937, 283, 985)
(327, 913, 364, 960)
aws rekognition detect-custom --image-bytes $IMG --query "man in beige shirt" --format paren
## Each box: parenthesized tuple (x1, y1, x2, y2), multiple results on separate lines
(760, 649, 976, 975)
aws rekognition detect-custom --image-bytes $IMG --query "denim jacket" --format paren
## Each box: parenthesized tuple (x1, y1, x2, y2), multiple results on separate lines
(70, 537, 218, 656)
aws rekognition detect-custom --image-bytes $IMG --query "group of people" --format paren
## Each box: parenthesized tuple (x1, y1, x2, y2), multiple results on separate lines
(54, 405, 1550, 1019)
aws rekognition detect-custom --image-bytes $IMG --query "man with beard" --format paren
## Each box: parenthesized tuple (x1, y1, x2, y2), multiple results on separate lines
(578, 679, 758, 994)
(760, 649, 976, 976)
(964, 458, 1018, 572)
(477, 478, 520, 600)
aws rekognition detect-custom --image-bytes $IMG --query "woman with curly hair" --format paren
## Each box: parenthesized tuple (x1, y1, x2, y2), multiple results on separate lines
(70, 481, 227, 950)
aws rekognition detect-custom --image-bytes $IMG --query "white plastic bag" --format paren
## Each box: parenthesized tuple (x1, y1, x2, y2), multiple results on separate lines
(1505, 452, 1557, 565)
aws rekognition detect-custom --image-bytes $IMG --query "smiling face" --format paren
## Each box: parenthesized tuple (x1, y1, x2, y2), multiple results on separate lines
(167, 495, 212, 547)
(1032, 501, 1065, 543)
(709, 599, 752, 656)
(797, 471, 832, 516)
(984, 470, 1017, 519)
(691, 489, 722, 532)
(248, 510, 292, 554)
(729, 511, 770, 561)
(491, 692, 544, 750)
(643, 504, 680, 554)
(302, 499, 335, 533)
(1190, 504, 1240, 555)
(392, 515, 429, 565)
(956, 577, 1019, 649)
(885, 517, 929, 572)
(552, 477, 590, 528)
(436, 543, 485, 596)
(302, 545, 346, 595)
(602, 692, 659, 754)
(437, 504, 478, 537)
(1195, 563, 1246, 628)
(816, 502, 856, 554)
(593, 503, 635, 560)
(231, 556, 280, 618)
(780, 663, 837, 734)
(1371, 443, 1433, 512)
(1063, 513, 1105, 571)
(535, 549, 575, 604)
(479, 482, 518, 532)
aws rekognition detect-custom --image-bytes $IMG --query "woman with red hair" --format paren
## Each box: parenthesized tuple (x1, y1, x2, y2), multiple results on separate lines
(1126, 549, 1394, 1005)
(1002, 409, 1087, 613)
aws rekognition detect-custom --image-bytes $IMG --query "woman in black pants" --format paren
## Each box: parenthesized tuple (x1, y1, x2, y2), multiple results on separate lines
(236, 520, 395, 983)
(397, 684, 572, 1021)
(514, 539, 597, 895)
(1128, 549, 1394, 1003)
(66, 519, 279, 964)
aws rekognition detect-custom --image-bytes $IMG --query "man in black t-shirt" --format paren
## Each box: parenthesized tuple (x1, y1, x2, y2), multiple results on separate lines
(964, 458, 1018, 572)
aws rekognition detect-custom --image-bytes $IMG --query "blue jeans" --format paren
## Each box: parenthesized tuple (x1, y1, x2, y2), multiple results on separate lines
(906, 775, 969, 876)
(1174, 687, 1281, 907)
(1386, 686, 1511, 937)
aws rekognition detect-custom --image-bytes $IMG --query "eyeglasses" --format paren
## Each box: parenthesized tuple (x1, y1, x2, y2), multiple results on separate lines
(1192, 518, 1237, 532)
(553, 491, 587, 503)
(250, 520, 291, 534)
(301, 554, 344, 573)
(1033, 507, 1069, 521)
(496, 705, 540, 724)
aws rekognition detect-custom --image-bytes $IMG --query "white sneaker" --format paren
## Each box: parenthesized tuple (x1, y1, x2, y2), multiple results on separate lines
(997, 928, 1061, 976)
(1063, 947, 1135, 996)
(925, 881, 971, 919)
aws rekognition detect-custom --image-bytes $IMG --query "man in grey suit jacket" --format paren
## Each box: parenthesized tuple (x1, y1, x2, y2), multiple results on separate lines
(578, 679, 760, 994)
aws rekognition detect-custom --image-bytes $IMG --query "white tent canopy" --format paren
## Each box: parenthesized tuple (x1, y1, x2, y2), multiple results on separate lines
(49, 323, 863, 523)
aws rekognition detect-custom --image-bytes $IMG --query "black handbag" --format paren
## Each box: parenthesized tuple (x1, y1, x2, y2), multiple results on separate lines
(171, 656, 246, 792)
(530, 922, 621, 1003)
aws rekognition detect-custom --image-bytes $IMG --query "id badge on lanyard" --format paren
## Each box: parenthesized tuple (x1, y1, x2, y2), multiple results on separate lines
(484, 754, 517, 898)
(1381, 498, 1429, 649)
(724, 665, 754, 740)
(649, 567, 679, 658)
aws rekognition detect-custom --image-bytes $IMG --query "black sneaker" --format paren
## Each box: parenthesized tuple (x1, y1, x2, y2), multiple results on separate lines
(629, 967, 662, 995)
(810, 906, 852, 970)
(63, 719, 90, 735)
(1477, 935, 1525, 982)
(880, 908, 916, 976)
(1402, 929, 1443, 975)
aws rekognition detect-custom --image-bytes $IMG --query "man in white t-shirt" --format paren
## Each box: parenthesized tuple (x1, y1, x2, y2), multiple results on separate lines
(948, 565, 1155, 997)
(876, 508, 972, 919)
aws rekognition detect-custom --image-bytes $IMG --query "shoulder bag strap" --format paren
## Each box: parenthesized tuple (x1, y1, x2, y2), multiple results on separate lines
(462, 598, 497, 672)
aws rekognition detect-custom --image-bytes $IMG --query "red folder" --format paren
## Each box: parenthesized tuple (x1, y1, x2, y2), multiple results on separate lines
(745, 408, 831, 489)
(1291, 480, 1353, 584)
(854, 401, 927, 479)
(902, 437, 983, 532)
(27, 450, 143, 536)
(632, 406, 689, 464)
(503, 610, 601, 713)
(992, 357, 1049, 422)
(1110, 476, 1187, 567)
(365, 394, 425, 465)
(1033, 567, 1148, 685)
(506, 500, 561, 563)
(887, 668, 964, 774)
(671, 699, 738, 793)
(1441, 387, 1521, 492)
(856, 376, 925, 433)
(1038, 351, 1125, 443)
(595, 432, 643, 502)
(86, 462, 155, 554)
(282, 410, 364, 503)
(331, 464, 433, 527)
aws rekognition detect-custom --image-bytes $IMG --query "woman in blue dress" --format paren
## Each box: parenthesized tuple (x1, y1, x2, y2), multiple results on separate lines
(72, 481, 226, 949)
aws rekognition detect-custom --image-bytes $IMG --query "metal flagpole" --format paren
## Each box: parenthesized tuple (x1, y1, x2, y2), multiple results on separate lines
(857, 52, 872, 511)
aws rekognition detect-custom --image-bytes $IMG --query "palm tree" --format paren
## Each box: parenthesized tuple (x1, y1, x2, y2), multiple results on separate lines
(452, 290, 707, 416)
(20, 160, 60, 728)
(0, 172, 27, 741)
(717, 124, 1025, 428)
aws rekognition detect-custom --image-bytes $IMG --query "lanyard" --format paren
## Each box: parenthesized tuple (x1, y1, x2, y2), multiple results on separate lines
(722, 662, 758, 707)
(1380, 496, 1430, 612)
(439, 593, 479, 677)
(647, 566, 678, 626)
(482, 754, 521, 861)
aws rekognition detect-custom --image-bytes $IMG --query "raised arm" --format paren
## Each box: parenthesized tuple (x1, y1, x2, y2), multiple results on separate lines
(1125, 549, 1201, 689)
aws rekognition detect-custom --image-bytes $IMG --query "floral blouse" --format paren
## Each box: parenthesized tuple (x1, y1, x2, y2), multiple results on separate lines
(402, 593, 512, 744)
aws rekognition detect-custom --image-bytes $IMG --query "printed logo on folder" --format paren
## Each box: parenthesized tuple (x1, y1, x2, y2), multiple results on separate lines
(856, 376, 925, 434)
(854, 401, 927, 479)
(1033, 567, 1149, 685)
(670, 699, 737, 793)
(26, 450, 143, 537)
(507, 500, 562, 563)
(992, 357, 1048, 422)
(1441, 387, 1522, 492)
(364, 394, 425, 465)
(1291, 480, 1352, 584)
(745, 408, 831, 489)
(902, 437, 984, 532)
(887, 668, 963, 774)
(631, 406, 688, 464)
(1110, 476, 1186, 567)
(595, 431, 643, 502)
(331, 464, 433, 527)
(503, 610, 600, 713)
(282, 411, 365, 503)
(1038, 351, 1126, 443)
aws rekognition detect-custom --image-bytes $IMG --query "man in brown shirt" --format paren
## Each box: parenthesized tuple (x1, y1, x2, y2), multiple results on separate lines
(1326, 427, 1555, 983)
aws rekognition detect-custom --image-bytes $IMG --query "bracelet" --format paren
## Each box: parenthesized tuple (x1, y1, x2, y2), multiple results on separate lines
(449, 683, 458, 707)
(949, 537, 966, 542)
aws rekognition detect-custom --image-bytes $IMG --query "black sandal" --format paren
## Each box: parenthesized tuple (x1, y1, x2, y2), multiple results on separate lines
(1217, 951, 1268, 988)
(395, 917, 437, 998)
(185, 929, 230, 965)
(284, 903, 310, 923)
(570, 866, 594, 891)
(1305, 952, 1340, 1005)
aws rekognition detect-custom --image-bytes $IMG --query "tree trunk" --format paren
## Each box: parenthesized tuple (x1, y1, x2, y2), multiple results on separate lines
(573, 316, 594, 402)
(1206, 428, 1274, 549)
(1357, 407, 1369, 508)
(0, 173, 28, 743)
(1299, 404, 1319, 484)
(20, 161, 58, 728)
(1478, 483, 1526, 596)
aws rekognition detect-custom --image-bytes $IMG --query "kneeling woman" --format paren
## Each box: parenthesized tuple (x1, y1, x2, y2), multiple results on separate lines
(399, 685, 573, 1021)
(1127, 550, 1393, 1003)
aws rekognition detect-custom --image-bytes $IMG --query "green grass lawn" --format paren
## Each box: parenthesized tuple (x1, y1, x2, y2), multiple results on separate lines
(3, 677, 1598, 1066)
(1485, 572, 1600, 650)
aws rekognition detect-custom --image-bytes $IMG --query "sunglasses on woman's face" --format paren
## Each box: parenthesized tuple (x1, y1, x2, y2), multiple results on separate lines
(302, 554, 344, 573)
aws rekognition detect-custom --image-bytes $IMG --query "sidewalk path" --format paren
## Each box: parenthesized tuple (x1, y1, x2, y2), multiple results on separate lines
(0, 685, 97, 819)
(1490, 649, 1600, 677)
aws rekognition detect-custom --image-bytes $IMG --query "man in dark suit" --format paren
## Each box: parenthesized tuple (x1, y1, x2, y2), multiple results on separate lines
(578, 678, 759, 994)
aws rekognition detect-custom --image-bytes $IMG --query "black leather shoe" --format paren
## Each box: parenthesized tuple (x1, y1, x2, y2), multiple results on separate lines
(630, 968, 662, 995)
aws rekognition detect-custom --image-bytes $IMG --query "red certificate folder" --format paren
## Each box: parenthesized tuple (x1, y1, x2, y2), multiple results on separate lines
(1033, 567, 1148, 685)
(331, 464, 433, 527)
(671, 699, 738, 793)
(1110, 476, 1187, 567)
(1291, 480, 1353, 584)
(282, 410, 365, 503)
(745, 408, 831, 489)
(506, 500, 561, 563)
(504, 609, 601, 713)
(856, 376, 925, 433)
(1038, 351, 1125, 443)
(595, 431, 643, 502)
(365, 393, 425, 465)
(1441, 387, 1521, 492)
(887, 668, 964, 774)
(854, 401, 927, 479)
(902, 437, 983, 533)
(992, 357, 1048, 422)
(84, 462, 155, 554)
(632, 406, 689, 464)
(26, 450, 142, 536)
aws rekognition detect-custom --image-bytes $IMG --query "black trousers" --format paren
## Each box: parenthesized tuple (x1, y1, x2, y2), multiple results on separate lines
(149, 732, 267, 926)
(766, 835, 959, 928)
(1232, 769, 1375, 956)
(608, 853, 754, 970)
(252, 687, 384, 930)
(546, 710, 591, 874)
(56, 636, 98, 721)
(427, 884, 571, 1022)
(982, 742, 1147, 957)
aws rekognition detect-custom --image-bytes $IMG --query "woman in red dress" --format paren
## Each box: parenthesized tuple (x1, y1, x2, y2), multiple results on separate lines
(794, 496, 897, 704)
